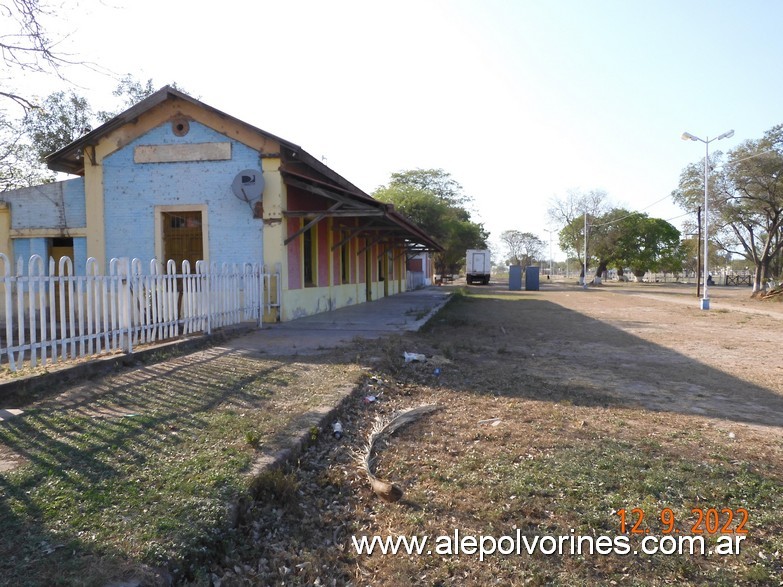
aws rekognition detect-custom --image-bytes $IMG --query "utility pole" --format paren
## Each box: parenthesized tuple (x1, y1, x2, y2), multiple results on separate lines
(697, 206, 702, 298)
(546, 229, 554, 277)
(582, 211, 588, 288)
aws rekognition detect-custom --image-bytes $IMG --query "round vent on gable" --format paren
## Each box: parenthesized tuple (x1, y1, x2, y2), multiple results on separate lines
(172, 117, 190, 137)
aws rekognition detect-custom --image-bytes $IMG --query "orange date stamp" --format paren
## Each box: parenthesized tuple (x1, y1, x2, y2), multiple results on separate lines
(617, 507, 749, 535)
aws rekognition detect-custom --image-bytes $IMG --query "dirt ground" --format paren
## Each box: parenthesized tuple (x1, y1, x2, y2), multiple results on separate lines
(483, 280, 783, 429)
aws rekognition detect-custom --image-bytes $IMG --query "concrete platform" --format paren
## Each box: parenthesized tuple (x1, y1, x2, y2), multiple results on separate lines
(225, 286, 452, 355)
(0, 287, 452, 402)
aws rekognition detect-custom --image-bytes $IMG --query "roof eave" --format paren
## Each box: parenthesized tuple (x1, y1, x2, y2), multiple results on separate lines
(44, 85, 303, 174)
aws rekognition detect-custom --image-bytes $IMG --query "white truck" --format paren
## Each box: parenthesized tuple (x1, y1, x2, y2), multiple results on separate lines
(465, 249, 491, 285)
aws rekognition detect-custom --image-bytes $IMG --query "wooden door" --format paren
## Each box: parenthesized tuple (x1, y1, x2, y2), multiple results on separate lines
(162, 211, 203, 269)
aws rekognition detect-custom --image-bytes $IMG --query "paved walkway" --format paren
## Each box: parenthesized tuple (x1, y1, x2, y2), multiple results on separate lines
(225, 286, 452, 355)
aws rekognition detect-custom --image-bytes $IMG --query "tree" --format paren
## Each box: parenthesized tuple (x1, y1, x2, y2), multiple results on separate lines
(23, 90, 93, 161)
(548, 189, 609, 276)
(613, 214, 684, 278)
(0, 109, 54, 190)
(0, 0, 78, 187)
(384, 168, 472, 208)
(558, 207, 684, 282)
(374, 169, 487, 275)
(673, 123, 783, 295)
(587, 208, 633, 279)
(499, 230, 543, 266)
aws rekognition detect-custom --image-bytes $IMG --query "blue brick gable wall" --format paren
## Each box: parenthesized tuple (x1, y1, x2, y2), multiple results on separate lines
(0, 178, 87, 275)
(0, 178, 86, 230)
(102, 120, 264, 268)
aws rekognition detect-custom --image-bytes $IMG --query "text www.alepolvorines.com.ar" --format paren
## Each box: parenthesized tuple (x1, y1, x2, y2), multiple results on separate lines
(351, 529, 746, 561)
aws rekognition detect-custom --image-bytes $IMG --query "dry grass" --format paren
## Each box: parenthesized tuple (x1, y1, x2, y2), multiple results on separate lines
(0, 348, 363, 586)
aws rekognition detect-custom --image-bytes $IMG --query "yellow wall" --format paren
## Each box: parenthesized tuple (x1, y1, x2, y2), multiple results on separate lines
(83, 160, 105, 267)
(0, 205, 11, 262)
(261, 156, 284, 322)
(277, 238, 412, 322)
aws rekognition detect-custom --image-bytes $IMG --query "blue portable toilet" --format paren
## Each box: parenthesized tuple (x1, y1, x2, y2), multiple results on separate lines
(509, 265, 522, 290)
(525, 266, 540, 291)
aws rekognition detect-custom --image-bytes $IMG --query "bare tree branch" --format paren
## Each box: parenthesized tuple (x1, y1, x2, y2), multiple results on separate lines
(0, 0, 90, 113)
(0, 0, 71, 71)
(0, 90, 39, 111)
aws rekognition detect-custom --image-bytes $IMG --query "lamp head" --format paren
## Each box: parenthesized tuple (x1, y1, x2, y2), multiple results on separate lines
(681, 132, 700, 141)
(717, 129, 735, 140)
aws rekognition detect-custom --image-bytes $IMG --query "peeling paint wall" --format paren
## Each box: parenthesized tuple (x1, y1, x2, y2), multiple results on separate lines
(0, 179, 88, 273)
(0, 178, 86, 231)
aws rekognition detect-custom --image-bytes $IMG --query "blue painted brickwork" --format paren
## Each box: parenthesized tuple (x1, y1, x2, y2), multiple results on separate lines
(103, 121, 264, 267)
(12, 237, 48, 266)
(0, 178, 86, 230)
(10, 236, 86, 276)
(73, 237, 87, 275)
(12, 238, 30, 265)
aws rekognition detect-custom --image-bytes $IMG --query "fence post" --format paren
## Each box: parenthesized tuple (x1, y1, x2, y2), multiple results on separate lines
(254, 263, 262, 327)
(15, 256, 24, 369)
(47, 256, 56, 365)
(28, 254, 45, 368)
(197, 260, 211, 335)
(118, 257, 133, 353)
(59, 256, 75, 361)
(0, 254, 15, 371)
(166, 259, 178, 339)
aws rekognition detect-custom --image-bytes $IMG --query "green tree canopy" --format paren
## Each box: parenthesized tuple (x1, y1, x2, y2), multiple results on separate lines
(0, 109, 54, 191)
(548, 188, 609, 275)
(587, 208, 633, 277)
(613, 214, 684, 277)
(374, 169, 487, 274)
(384, 168, 471, 208)
(559, 208, 683, 279)
(23, 90, 93, 161)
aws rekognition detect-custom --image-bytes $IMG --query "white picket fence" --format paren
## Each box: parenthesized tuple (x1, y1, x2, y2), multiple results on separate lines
(0, 255, 281, 372)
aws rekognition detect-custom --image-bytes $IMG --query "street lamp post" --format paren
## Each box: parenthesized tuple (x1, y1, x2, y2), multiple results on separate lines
(583, 210, 588, 289)
(546, 229, 554, 277)
(681, 129, 734, 310)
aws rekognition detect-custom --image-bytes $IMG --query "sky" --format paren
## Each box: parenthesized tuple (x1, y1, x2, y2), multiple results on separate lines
(8, 0, 783, 260)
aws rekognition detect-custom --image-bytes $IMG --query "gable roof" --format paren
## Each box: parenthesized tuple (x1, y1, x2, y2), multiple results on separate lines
(45, 86, 441, 253)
